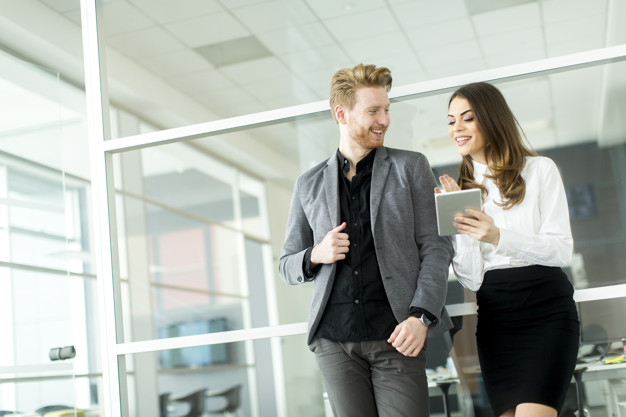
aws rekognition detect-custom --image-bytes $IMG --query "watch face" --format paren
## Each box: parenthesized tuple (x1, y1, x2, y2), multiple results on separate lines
(420, 314, 433, 327)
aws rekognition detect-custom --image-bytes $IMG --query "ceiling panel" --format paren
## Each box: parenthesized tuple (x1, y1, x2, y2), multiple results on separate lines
(232, 0, 317, 34)
(258, 24, 333, 56)
(541, 0, 607, 24)
(471, 2, 541, 38)
(323, 8, 399, 43)
(100, 1, 154, 36)
(304, 0, 385, 20)
(129, 0, 223, 25)
(220, 56, 292, 84)
(343, 32, 413, 63)
(165, 12, 249, 48)
(168, 69, 236, 97)
(138, 50, 213, 78)
(544, 14, 606, 46)
(391, 0, 469, 30)
(107, 26, 187, 60)
(418, 40, 484, 75)
(405, 17, 476, 50)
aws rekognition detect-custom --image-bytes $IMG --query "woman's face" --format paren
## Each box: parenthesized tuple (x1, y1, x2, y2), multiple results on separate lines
(448, 96, 487, 164)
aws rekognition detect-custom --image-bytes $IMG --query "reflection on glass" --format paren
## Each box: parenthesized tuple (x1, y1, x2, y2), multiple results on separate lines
(112, 141, 280, 342)
(96, 0, 626, 136)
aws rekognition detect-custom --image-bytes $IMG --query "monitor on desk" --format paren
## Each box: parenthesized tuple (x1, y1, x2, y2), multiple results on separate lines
(578, 298, 626, 357)
(158, 317, 229, 369)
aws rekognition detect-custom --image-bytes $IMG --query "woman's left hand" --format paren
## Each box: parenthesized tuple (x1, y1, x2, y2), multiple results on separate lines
(454, 208, 500, 246)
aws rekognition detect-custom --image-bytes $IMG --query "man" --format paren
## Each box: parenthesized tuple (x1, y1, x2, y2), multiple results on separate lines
(279, 63, 453, 417)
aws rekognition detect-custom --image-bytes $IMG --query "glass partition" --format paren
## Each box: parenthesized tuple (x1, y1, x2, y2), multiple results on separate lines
(94, 0, 626, 137)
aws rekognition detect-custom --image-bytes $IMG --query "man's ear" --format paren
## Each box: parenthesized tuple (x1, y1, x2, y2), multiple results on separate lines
(335, 105, 347, 124)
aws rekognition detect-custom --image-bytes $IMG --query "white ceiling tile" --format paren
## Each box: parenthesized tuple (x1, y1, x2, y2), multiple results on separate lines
(198, 86, 266, 116)
(304, 0, 387, 20)
(100, 1, 155, 36)
(298, 69, 335, 95)
(546, 35, 605, 57)
(472, 2, 541, 37)
(418, 40, 483, 70)
(165, 12, 249, 48)
(324, 8, 398, 43)
(282, 45, 352, 77)
(138, 50, 213, 78)
(541, 0, 608, 24)
(233, 0, 317, 34)
(343, 32, 412, 63)
(405, 17, 476, 50)
(107, 27, 186, 59)
(480, 28, 543, 56)
(129, 0, 223, 24)
(545, 14, 606, 45)
(392, 0, 469, 30)
(257, 23, 334, 55)
(39, 0, 80, 13)
(485, 48, 546, 68)
(424, 59, 486, 78)
(228, 0, 274, 9)
(220, 56, 292, 84)
(244, 77, 313, 102)
(168, 70, 235, 96)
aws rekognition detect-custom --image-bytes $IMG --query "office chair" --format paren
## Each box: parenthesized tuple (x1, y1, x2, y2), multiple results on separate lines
(35, 405, 74, 416)
(43, 411, 86, 417)
(160, 393, 171, 417)
(206, 384, 242, 417)
(170, 389, 206, 417)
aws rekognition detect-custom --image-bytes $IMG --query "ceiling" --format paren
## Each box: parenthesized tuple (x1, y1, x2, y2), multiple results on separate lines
(1, 0, 625, 183)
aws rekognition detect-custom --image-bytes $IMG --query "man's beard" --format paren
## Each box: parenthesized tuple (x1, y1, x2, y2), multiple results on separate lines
(349, 125, 385, 149)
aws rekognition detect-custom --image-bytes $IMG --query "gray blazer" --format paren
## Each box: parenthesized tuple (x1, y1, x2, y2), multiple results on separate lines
(279, 146, 454, 345)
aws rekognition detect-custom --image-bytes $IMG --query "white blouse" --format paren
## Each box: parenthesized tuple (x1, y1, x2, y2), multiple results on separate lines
(452, 156, 573, 291)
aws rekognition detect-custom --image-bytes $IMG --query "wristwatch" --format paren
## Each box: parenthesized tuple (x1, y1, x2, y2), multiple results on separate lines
(418, 314, 434, 328)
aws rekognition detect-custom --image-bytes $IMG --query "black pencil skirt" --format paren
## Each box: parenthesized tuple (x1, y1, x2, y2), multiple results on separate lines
(476, 265, 580, 416)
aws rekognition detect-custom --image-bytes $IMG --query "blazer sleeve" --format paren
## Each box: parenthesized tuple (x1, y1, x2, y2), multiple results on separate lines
(409, 154, 454, 322)
(278, 178, 315, 285)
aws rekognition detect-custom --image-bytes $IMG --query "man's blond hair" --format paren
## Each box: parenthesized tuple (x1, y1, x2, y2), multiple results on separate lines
(329, 63, 392, 123)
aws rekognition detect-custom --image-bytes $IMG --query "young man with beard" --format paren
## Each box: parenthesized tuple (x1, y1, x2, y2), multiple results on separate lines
(279, 63, 453, 417)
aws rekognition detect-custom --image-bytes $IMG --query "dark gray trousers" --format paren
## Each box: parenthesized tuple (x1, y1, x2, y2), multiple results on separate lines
(311, 337, 429, 417)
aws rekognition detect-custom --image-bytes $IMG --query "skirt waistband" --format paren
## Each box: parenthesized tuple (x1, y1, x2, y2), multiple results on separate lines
(484, 265, 563, 283)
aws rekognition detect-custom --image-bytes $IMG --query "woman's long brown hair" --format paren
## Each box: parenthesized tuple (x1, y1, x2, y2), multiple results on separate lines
(449, 82, 536, 209)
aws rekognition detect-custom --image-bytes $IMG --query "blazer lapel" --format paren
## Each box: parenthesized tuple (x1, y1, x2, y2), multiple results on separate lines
(371, 146, 391, 232)
(323, 154, 340, 227)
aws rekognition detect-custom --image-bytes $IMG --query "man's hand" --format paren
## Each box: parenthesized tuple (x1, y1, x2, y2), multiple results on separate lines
(387, 316, 427, 357)
(310, 222, 350, 267)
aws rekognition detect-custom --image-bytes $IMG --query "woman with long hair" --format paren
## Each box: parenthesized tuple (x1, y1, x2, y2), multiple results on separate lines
(439, 82, 579, 417)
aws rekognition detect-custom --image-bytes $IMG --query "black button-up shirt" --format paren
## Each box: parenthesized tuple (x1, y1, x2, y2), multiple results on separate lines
(314, 149, 398, 342)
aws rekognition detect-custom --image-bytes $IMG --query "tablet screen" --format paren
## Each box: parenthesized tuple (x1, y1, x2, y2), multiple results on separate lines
(435, 189, 482, 236)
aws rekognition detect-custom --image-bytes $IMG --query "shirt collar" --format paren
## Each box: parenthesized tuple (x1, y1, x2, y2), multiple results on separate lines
(336, 148, 376, 175)
(472, 159, 488, 182)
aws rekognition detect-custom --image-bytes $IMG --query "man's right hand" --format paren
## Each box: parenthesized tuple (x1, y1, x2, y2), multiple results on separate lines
(310, 222, 350, 267)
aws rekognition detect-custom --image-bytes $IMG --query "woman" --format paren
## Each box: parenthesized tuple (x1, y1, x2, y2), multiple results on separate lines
(438, 82, 579, 417)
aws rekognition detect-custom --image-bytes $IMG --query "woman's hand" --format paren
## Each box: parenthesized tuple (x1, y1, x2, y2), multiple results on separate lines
(454, 208, 500, 246)
(435, 174, 461, 193)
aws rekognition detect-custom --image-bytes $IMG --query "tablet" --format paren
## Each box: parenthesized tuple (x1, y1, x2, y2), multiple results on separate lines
(435, 188, 482, 236)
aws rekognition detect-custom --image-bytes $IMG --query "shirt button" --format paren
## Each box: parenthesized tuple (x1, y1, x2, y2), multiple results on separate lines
(353, 271, 359, 275)
(351, 196, 356, 200)
(353, 243, 357, 247)
(354, 300, 360, 304)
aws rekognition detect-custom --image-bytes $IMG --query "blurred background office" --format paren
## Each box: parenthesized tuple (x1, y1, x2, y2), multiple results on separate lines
(0, 0, 625, 416)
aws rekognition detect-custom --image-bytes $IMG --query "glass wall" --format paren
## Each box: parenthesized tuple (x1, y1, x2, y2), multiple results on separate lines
(2, 0, 626, 416)
(0, 47, 98, 413)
